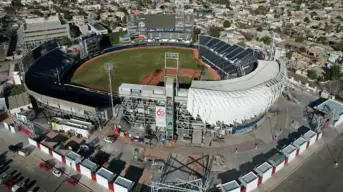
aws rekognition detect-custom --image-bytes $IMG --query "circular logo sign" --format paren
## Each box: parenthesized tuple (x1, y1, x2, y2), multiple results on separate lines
(156, 108, 165, 116)
(139, 21, 145, 28)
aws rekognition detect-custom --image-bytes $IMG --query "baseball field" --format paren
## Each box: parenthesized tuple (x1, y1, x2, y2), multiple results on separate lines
(71, 47, 220, 92)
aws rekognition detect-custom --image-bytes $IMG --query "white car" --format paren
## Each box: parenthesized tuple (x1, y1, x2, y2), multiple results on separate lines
(11, 180, 25, 192)
(52, 168, 62, 177)
(104, 136, 115, 143)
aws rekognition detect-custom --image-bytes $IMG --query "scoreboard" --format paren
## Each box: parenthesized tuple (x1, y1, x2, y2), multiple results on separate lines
(127, 14, 194, 35)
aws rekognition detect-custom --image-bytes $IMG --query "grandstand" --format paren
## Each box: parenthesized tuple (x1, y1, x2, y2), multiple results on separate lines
(199, 35, 262, 79)
(127, 13, 194, 43)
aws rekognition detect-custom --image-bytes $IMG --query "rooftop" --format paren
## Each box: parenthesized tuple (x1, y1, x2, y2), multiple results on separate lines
(293, 137, 307, 148)
(114, 176, 133, 189)
(7, 93, 31, 110)
(221, 180, 240, 192)
(80, 159, 98, 172)
(190, 60, 280, 92)
(281, 144, 297, 156)
(315, 99, 343, 122)
(25, 16, 60, 24)
(239, 171, 258, 185)
(303, 130, 317, 140)
(268, 153, 285, 166)
(66, 151, 82, 161)
(97, 168, 115, 181)
(255, 162, 273, 176)
(89, 22, 107, 31)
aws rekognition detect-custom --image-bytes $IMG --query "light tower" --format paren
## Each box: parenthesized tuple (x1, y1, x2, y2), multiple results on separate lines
(104, 63, 115, 119)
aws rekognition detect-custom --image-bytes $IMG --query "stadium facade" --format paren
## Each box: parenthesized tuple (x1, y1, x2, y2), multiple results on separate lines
(21, 14, 287, 141)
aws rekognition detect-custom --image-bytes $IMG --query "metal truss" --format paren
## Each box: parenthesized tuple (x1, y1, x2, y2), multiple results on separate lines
(151, 153, 213, 192)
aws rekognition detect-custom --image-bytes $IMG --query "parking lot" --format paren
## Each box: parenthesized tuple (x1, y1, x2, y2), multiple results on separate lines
(0, 130, 89, 192)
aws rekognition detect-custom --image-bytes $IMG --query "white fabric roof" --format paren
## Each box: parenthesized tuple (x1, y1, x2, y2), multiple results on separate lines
(187, 60, 287, 125)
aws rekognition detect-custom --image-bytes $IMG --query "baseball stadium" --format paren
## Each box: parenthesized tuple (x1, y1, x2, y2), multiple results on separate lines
(21, 14, 287, 142)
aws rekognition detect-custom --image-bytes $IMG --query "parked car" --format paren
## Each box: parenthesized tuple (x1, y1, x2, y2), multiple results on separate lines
(3, 179, 18, 189)
(17, 150, 28, 157)
(65, 177, 77, 186)
(0, 172, 9, 184)
(39, 162, 53, 170)
(52, 168, 62, 177)
(8, 145, 19, 153)
(11, 180, 25, 192)
(104, 136, 115, 143)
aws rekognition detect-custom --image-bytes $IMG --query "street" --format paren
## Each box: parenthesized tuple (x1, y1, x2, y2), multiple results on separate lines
(273, 128, 343, 192)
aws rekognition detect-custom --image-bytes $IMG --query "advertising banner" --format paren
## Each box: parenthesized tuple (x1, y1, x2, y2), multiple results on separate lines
(155, 106, 166, 127)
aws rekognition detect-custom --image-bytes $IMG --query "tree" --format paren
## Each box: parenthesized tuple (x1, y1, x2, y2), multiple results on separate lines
(307, 69, 317, 80)
(325, 65, 342, 81)
(63, 10, 73, 20)
(304, 17, 310, 23)
(237, 41, 246, 47)
(335, 41, 343, 51)
(286, 51, 293, 59)
(295, 36, 305, 43)
(254, 5, 269, 15)
(259, 36, 272, 45)
(223, 20, 231, 28)
(208, 26, 223, 37)
(256, 26, 263, 32)
(11, 0, 22, 10)
(310, 11, 317, 18)
(336, 15, 343, 21)
(70, 25, 81, 38)
(242, 32, 254, 41)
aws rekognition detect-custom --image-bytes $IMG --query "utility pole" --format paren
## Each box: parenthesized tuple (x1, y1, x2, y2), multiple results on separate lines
(104, 63, 115, 120)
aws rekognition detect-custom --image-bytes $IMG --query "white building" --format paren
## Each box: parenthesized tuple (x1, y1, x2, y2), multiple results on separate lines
(51, 118, 95, 138)
(88, 23, 108, 35)
(17, 16, 70, 51)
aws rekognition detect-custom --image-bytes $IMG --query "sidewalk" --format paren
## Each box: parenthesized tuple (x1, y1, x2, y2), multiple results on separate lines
(253, 139, 325, 192)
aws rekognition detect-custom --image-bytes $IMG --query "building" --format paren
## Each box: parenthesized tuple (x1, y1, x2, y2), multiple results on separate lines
(17, 16, 70, 52)
(87, 22, 108, 35)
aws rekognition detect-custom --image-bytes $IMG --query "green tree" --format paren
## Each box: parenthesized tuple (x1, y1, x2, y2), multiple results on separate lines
(259, 36, 272, 45)
(307, 69, 317, 80)
(335, 41, 343, 51)
(286, 51, 293, 59)
(242, 32, 254, 41)
(256, 26, 263, 32)
(310, 11, 317, 18)
(208, 26, 223, 38)
(11, 0, 22, 10)
(237, 41, 246, 47)
(255, 5, 269, 15)
(223, 20, 231, 28)
(304, 16, 310, 23)
(325, 65, 342, 81)
(63, 10, 73, 20)
(336, 15, 343, 21)
(295, 36, 305, 43)
(70, 25, 81, 38)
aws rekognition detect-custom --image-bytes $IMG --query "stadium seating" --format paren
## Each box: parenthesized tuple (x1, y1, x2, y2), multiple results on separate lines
(198, 35, 258, 78)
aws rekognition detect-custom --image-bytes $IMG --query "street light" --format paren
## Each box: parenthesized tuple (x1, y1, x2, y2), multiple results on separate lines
(104, 63, 115, 119)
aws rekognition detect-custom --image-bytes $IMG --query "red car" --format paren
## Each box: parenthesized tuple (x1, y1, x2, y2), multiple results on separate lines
(39, 162, 53, 170)
(65, 177, 78, 186)
(3, 179, 18, 189)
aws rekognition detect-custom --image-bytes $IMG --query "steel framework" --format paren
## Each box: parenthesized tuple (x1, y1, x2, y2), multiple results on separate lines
(151, 153, 213, 192)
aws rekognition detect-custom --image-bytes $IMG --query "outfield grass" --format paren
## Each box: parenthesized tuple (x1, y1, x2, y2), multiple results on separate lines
(71, 48, 214, 91)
